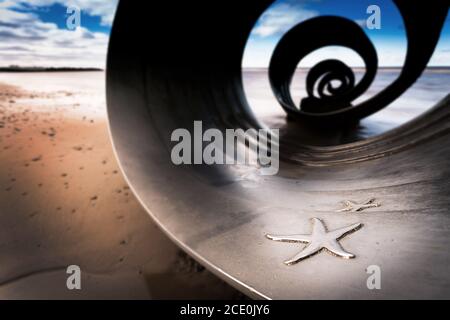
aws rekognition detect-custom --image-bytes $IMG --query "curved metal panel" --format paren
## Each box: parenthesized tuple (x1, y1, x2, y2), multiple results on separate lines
(107, 0, 450, 299)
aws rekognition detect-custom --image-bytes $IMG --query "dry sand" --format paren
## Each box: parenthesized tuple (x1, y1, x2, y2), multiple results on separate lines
(0, 77, 244, 299)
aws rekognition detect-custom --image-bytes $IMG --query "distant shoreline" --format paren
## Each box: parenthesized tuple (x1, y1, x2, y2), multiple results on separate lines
(243, 66, 450, 73)
(0, 67, 103, 73)
(243, 66, 450, 70)
(1, 66, 449, 73)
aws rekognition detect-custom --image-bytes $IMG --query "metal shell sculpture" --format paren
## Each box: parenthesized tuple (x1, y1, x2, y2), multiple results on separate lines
(269, 2, 449, 123)
(107, 0, 450, 299)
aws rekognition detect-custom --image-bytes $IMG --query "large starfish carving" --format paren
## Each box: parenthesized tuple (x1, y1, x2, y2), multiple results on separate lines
(266, 218, 362, 265)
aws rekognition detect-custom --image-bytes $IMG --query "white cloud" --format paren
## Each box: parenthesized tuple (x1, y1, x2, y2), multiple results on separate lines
(0, 0, 117, 67)
(252, 2, 318, 38)
(243, 42, 409, 68)
(4, 0, 118, 26)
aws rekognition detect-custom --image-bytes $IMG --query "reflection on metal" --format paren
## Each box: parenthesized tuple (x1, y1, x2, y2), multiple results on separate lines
(269, 0, 449, 124)
(337, 198, 381, 213)
(107, 0, 450, 299)
(266, 218, 362, 265)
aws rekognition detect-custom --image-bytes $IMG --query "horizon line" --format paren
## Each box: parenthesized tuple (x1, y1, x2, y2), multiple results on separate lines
(1, 66, 450, 71)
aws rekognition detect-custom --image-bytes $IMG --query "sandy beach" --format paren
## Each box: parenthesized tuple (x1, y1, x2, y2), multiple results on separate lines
(0, 73, 243, 299)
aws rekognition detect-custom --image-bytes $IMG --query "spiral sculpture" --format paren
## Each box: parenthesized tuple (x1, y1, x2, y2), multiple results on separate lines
(269, 0, 449, 123)
(107, 0, 450, 299)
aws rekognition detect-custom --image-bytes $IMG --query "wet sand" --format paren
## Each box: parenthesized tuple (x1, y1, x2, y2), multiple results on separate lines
(0, 76, 244, 299)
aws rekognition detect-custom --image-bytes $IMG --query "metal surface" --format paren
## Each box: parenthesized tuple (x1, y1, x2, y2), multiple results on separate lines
(106, 0, 450, 299)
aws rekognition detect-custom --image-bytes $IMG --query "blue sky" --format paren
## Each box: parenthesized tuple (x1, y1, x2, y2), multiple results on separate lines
(244, 0, 450, 67)
(24, 2, 111, 33)
(0, 0, 116, 67)
(0, 0, 448, 67)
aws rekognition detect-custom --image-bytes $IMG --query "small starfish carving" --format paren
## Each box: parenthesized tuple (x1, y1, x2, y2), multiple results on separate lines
(337, 198, 380, 213)
(266, 218, 362, 265)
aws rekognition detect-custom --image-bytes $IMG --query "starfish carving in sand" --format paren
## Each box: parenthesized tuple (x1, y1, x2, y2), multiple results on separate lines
(337, 198, 380, 213)
(266, 218, 362, 265)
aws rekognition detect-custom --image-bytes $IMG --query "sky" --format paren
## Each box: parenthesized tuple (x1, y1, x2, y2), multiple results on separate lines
(0, 0, 448, 68)
(243, 0, 450, 67)
(0, 0, 117, 68)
